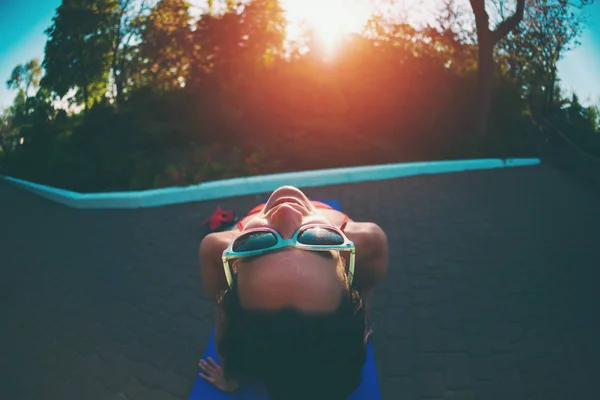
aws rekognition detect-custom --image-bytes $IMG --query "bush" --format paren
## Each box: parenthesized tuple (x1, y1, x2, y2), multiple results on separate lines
(151, 143, 283, 188)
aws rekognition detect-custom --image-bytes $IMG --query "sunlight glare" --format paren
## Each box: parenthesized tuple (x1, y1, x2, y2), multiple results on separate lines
(282, 0, 371, 55)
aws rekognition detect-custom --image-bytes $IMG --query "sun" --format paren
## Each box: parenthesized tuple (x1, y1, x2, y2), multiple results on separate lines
(282, 0, 371, 54)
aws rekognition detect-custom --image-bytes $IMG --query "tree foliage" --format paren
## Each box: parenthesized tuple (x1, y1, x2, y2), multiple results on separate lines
(42, 0, 120, 110)
(496, 0, 585, 112)
(1, 0, 598, 190)
(133, 0, 194, 90)
(6, 59, 43, 99)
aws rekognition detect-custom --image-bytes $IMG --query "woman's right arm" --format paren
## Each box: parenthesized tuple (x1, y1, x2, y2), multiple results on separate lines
(199, 231, 235, 302)
(198, 232, 240, 391)
(198, 232, 231, 352)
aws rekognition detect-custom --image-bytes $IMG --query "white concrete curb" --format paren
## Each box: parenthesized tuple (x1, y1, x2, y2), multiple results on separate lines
(1, 158, 541, 209)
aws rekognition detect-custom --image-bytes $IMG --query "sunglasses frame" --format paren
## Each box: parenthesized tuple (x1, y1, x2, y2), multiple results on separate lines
(222, 224, 356, 287)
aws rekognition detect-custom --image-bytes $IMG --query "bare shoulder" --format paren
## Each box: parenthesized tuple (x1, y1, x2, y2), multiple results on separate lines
(343, 221, 389, 294)
(199, 231, 229, 266)
(344, 221, 388, 256)
(199, 230, 236, 255)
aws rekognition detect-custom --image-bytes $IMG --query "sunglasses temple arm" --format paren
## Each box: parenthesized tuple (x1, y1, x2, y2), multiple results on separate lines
(348, 249, 356, 285)
(223, 259, 233, 287)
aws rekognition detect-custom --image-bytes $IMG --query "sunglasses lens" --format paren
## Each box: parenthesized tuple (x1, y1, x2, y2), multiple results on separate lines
(232, 231, 278, 252)
(298, 227, 344, 246)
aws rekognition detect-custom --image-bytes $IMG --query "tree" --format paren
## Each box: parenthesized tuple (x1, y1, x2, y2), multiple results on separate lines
(107, 0, 156, 105)
(530, 1, 583, 107)
(27, 88, 57, 124)
(6, 66, 25, 97)
(42, 0, 120, 111)
(496, 0, 586, 112)
(469, 0, 526, 136)
(435, 0, 477, 46)
(133, 0, 194, 91)
(419, 0, 479, 74)
(584, 104, 599, 132)
(236, 0, 287, 66)
(109, 0, 133, 105)
(191, 0, 286, 79)
(6, 59, 44, 125)
(6, 59, 43, 100)
(0, 109, 18, 151)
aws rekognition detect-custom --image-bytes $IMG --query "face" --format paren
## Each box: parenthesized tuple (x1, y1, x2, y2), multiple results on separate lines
(235, 186, 346, 312)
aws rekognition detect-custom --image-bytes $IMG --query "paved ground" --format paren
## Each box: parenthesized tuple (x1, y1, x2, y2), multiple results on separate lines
(1, 164, 599, 400)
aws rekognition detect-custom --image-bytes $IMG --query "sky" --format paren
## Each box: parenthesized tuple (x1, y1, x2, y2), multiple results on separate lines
(1, 0, 599, 110)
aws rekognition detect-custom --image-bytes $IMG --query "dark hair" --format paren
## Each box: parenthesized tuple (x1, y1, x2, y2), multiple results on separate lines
(216, 258, 370, 400)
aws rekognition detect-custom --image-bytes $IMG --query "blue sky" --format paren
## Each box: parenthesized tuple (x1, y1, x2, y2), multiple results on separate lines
(1, 0, 599, 110)
(0, 0, 61, 108)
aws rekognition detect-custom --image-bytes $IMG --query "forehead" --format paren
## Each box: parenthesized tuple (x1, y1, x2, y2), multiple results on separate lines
(235, 249, 344, 311)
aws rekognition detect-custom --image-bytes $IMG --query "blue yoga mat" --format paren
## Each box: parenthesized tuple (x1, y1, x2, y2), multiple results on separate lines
(189, 200, 381, 399)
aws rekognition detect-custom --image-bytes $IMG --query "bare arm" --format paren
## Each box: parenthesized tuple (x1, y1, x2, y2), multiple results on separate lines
(347, 222, 389, 305)
(198, 232, 240, 390)
(199, 231, 235, 302)
(198, 232, 230, 351)
(198, 231, 235, 356)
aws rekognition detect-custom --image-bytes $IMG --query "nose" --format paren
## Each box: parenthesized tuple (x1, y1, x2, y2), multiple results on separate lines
(270, 204, 303, 238)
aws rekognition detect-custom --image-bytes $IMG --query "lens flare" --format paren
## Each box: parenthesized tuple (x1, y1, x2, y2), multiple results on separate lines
(283, 0, 371, 55)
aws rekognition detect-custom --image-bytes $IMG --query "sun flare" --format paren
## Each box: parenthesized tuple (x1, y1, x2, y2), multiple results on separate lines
(282, 0, 371, 54)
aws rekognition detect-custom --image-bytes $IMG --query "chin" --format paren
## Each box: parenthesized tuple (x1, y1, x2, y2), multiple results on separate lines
(271, 186, 305, 198)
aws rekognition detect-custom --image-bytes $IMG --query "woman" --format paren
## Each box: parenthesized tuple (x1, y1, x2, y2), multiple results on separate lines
(198, 185, 389, 400)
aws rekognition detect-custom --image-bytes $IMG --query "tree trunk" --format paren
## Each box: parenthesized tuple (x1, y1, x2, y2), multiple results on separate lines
(547, 65, 557, 107)
(82, 58, 89, 112)
(77, 33, 89, 113)
(112, 5, 126, 108)
(112, 45, 124, 107)
(83, 83, 89, 113)
(469, 0, 525, 136)
(475, 28, 494, 137)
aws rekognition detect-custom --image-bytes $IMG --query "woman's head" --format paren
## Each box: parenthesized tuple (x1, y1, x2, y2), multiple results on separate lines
(229, 186, 353, 312)
(217, 265, 369, 400)
(217, 186, 370, 399)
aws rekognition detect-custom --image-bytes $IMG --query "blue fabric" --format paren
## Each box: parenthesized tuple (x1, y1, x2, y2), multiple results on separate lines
(190, 200, 381, 399)
(189, 329, 381, 399)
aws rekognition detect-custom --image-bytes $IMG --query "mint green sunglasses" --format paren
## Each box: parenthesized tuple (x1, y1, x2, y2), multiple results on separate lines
(222, 224, 356, 287)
